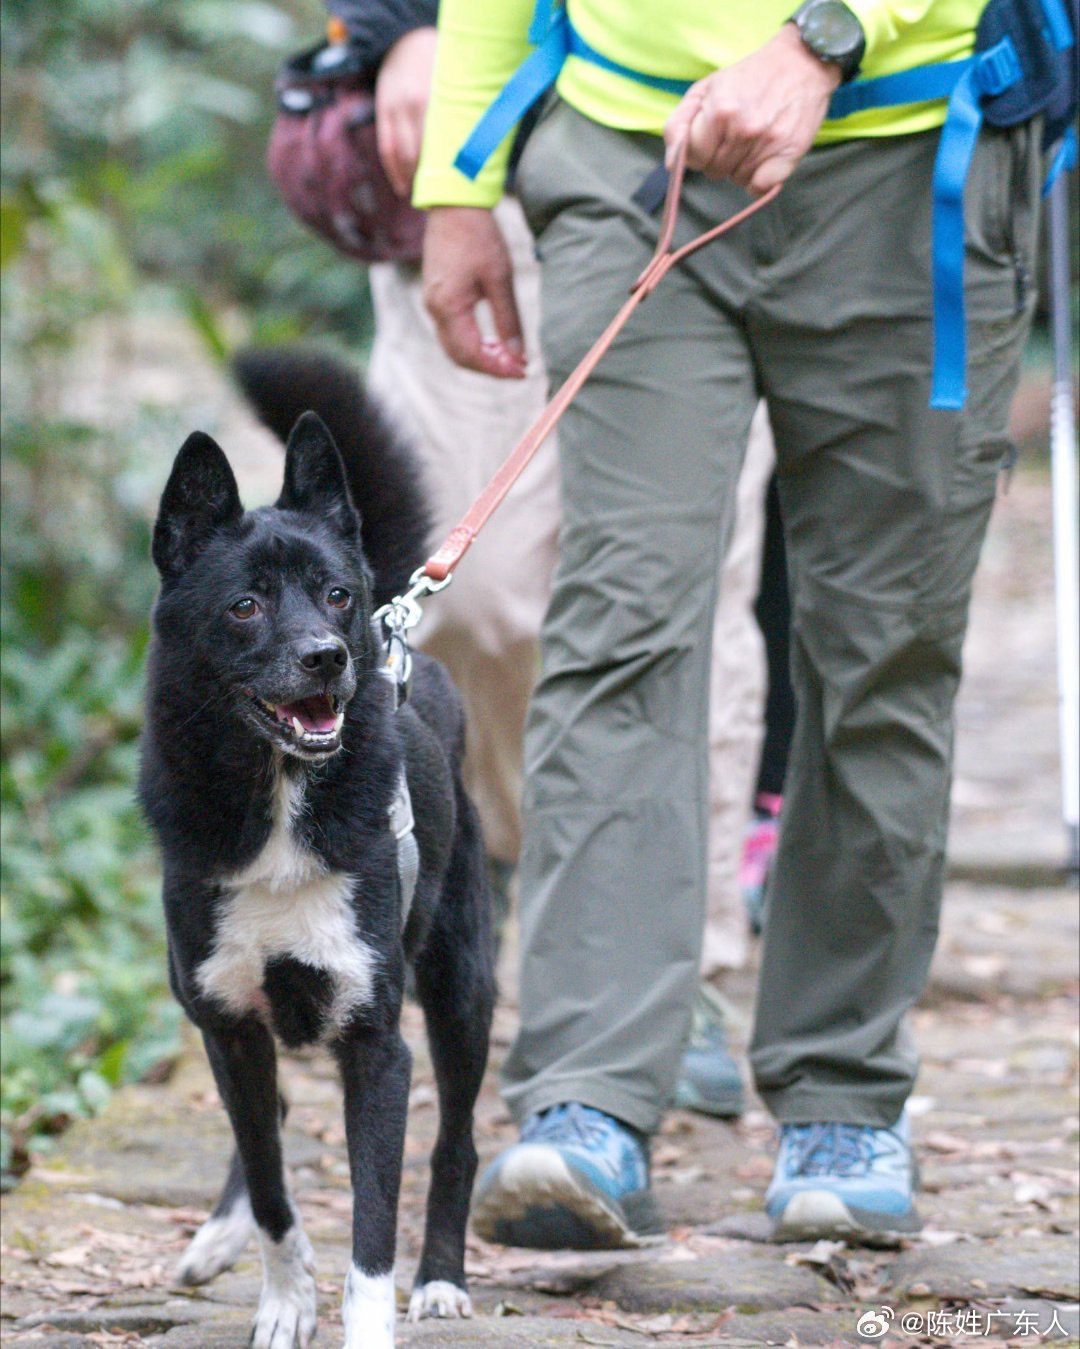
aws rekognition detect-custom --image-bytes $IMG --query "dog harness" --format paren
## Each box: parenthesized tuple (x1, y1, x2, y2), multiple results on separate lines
(372, 615, 420, 927)
(390, 769, 420, 929)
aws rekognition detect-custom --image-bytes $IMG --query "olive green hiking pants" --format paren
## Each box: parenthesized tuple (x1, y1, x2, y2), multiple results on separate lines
(504, 99, 1040, 1133)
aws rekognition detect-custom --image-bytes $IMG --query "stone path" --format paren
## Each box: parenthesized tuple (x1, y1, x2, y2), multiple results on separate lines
(3, 328, 1077, 1346)
(2, 871, 1077, 1348)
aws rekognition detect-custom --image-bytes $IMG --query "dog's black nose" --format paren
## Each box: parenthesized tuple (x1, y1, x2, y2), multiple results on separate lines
(298, 639, 349, 677)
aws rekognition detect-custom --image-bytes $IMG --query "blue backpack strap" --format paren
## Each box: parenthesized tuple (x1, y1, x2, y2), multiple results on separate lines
(826, 38, 1023, 410)
(827, 59, 973, 119)
(454, 4, 694, 182)
(565, 24, 694, 96)
(454, 10, 571, 180)
(929, 37, 1023, 408)
(528, 0, 558, 43)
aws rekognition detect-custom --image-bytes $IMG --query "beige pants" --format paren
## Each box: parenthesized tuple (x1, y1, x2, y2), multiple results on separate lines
(367, 196, 773, 963)
(368, 199, 561, 866)
(704, 402, 774, 975)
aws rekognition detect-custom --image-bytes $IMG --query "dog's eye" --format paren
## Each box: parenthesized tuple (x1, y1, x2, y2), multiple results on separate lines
(229, 597, 260, 621)
(326, 587, 351, 610)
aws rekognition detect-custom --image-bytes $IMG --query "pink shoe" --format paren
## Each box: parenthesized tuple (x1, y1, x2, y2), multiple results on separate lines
(740, 793, 782, 933)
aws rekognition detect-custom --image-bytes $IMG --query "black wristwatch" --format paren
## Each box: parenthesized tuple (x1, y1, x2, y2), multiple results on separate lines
(788, 0, 866, 83)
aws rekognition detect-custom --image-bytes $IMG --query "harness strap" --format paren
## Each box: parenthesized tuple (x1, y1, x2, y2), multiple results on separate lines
(454, 10, 693, 180)
(930, 63, 987, 410)
(455, 13, 571, 180)
(826, 58, 974, 118)
(566, 21, 695, 96)
(827, 37, 1022, 409)
(389, 770, 419, 930)
(367, 622, 420, 929)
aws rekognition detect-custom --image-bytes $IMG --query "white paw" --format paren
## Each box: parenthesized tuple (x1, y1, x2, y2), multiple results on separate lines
(252, 1224, 318, 1349)
(176, 1195, 254, 1286)
(406, 1280, 473, 1322)
(342, 1265, 396, 1348)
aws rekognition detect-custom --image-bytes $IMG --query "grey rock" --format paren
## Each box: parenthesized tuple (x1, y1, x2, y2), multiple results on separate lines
(886, 1237, 1080, 1301)
(585, 1249, 835, 1314)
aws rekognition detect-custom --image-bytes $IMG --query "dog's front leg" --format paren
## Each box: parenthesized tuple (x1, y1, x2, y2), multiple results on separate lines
(202, 1019, 317, 1349)
(334, 1026, 411, 1349)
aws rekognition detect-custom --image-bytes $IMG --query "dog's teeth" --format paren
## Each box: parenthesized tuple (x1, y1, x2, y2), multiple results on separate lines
(292, 716, 305, 736)
(334, 712, 344, 733)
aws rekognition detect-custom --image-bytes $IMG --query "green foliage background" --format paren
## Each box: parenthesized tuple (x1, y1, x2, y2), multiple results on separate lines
(0, 0, 371, 1183)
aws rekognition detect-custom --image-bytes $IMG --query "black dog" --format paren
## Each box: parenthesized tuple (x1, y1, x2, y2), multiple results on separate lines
(139, 350, 495, 1348)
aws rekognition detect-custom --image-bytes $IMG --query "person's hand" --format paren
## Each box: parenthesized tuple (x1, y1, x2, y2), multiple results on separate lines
(422, 207, 526, 378)
(375, 26, 437, 197)
(664, 24, 841, 195)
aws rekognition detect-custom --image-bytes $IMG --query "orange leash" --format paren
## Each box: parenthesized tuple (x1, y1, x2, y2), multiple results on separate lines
(377, 141, 780, 635)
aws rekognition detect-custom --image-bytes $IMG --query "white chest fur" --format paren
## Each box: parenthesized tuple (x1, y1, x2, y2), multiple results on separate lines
(196, 769, 377, 1034)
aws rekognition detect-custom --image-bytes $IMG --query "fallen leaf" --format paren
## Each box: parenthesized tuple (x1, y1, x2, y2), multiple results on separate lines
(652, 1142, 683, 1168)
(961, 955, 1007, 980)
(45, 1245, 92, 1267)
(916, 1228, 967, 1246)
(922, 1131, 970, 1154)
(786, 1239, 846, 1268)
(952, 1057, 1009, 1079)
(734, 1155, 774, 1181)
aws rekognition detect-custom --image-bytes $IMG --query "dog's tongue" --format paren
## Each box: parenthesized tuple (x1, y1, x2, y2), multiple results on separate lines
(277, 696, 337, 734)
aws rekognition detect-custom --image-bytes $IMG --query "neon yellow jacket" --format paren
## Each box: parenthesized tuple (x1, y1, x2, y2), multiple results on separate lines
(414, 0, 985, 207)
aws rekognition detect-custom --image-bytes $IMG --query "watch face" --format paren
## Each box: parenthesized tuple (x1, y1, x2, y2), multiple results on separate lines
(802, 1, 863, 61)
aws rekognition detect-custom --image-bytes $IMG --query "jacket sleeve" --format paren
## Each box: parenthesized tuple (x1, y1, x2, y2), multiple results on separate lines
(326, 0, 439, 70)
(412, 0, 533, 208)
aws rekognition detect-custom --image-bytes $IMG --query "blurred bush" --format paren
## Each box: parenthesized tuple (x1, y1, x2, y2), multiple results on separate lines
(1, 0, 369, 1183)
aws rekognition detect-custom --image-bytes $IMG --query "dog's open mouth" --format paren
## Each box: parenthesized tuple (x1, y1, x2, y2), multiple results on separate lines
(245, 690, 345, 754)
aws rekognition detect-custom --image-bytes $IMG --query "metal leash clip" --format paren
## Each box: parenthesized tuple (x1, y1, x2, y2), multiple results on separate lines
(371, 567, 454, 707)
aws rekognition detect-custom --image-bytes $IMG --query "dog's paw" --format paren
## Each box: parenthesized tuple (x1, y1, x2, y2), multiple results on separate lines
(342, 1265, 396, 1348)
(177, 1196, 254, 1286)
(406, 1280, 473, 1322)
(252, 1224, 318, 1349)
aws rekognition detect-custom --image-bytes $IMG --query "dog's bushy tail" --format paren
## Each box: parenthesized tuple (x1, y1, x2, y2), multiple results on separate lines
(233, 347, 431, 608)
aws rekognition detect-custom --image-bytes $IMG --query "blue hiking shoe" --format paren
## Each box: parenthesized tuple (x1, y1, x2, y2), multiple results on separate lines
(673, 987, 744, 1119)
(766, 1112, 921, 1242)
(471, 1103, 664, 1249)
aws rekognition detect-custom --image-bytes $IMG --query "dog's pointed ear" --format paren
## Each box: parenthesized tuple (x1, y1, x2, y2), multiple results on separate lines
(152, 432, 243, 578)
(276, 412, 360, 537)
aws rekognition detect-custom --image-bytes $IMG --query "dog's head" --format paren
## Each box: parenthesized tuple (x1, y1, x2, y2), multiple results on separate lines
(151, 412, 376, 762)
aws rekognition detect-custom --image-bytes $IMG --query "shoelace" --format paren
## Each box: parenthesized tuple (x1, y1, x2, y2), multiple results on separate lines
(784, 1122, 879, 1178)
(522, 1103, 618, 1150)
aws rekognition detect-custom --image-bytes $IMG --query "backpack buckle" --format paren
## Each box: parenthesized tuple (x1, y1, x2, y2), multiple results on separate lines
(975, 37, 1023, 97)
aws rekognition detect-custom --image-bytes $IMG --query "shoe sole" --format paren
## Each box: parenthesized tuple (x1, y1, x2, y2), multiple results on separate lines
(471, 1145, 664, 1251)
(770, 1190, 922, 1245)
